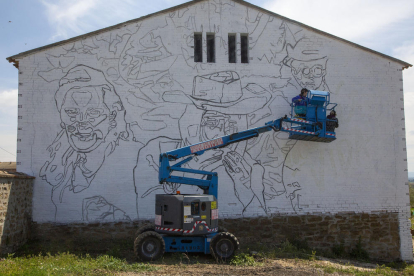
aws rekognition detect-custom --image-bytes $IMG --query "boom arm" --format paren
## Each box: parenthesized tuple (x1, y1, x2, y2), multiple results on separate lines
(159, 115, 320, 199)
(158, 90, 337, 200)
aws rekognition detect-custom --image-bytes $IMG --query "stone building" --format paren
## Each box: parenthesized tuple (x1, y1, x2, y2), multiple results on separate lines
(6, 0, 413, 261)
(0, 171, 33, 254)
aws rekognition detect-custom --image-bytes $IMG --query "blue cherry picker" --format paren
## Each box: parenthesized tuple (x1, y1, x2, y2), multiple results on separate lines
(134, 90, 337, 261)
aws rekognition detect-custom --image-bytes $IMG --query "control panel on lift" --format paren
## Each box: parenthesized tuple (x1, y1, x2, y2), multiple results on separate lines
(155, 194, 218, 236)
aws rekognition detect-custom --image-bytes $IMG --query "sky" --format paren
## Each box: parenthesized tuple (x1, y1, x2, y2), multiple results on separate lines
(1, 0, 414, 172)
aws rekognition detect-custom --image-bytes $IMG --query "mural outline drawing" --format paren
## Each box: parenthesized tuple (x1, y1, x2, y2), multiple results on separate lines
(40, 65, 131, 221)
(36, 1, 333, 221)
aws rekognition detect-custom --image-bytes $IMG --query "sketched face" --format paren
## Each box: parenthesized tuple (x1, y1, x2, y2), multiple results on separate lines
(200, 111, 237, 141)
(290, 58, 327, 90)
(60, 87, 111, 152)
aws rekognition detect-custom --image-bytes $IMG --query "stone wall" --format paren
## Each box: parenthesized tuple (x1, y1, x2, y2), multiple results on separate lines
(0, 171, 34, 254)
(31, 211, 401, 261)
(221, 212, 400, 261)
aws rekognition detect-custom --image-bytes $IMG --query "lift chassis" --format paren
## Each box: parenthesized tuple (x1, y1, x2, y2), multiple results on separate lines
(134, 90, 337, 261)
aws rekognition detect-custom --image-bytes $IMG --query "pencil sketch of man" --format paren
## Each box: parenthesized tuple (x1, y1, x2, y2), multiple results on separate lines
(282, 38, 330, 91)
(40, 65, 131, 222)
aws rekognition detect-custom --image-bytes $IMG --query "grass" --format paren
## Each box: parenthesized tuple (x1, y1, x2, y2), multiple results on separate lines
(230, 240, 323, 266)
(314, 263, 414, 276)
(231, 240, 414, 275)
(0, 238, 159, 275)
(410, 183, 414, 229)
(229, 253, 257, 266)
(409, 183, 414, 209)
(0, 252, 156, 276)
(1, 238, 413, 275)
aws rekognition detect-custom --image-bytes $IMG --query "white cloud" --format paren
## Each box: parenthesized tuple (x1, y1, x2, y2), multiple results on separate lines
(0, 90, 17, 162)
(40, 0, 180, 40)
(0, 89, 18, 117)
(393, 41, 414, 93)
(0, 134, 16, 162)
(41, 0, 99, 39)
(393, 42, 414, 171)
(262, 0, 414, 41)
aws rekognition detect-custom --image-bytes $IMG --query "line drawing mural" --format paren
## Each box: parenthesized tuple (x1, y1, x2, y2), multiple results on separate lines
(282, 38, 330, 91)
(37, 0, 331, 222)
(39, 65, 131, 221)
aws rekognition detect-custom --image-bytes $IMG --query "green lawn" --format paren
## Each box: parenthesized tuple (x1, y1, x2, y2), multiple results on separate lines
(410, 183, 414, 229)
(0, 253, 156, 276)
(1, 237, 414, 275)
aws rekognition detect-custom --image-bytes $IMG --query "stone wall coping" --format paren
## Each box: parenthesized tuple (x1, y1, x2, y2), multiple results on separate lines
(0, 171, 35, 179)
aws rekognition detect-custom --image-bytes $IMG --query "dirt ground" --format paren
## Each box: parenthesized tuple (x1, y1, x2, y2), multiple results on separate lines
(114, 239, 413, 275)
(119, 255, 381, 276)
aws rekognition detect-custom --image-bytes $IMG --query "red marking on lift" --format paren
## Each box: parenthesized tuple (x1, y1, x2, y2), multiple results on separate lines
(283, 127, 316, 135)
(190, 138, 224, 153)
(155, 221, 218, 234)
(290, 118, 312, 124)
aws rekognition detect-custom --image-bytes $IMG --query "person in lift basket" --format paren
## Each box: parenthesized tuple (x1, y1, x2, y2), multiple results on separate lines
(292, 88, 309, 117)
(326, 110, 339, 132)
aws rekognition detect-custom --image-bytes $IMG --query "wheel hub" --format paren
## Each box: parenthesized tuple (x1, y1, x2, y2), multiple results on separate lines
(142, 238, 159, 256)
(146, 242, 155, 252)
(220, 243, 229, 252)
(216, 238, 234, 258)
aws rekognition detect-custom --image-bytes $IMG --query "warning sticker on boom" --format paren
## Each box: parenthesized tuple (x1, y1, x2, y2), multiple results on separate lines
(184, 206, 191, 216)
(211, 201, 217, 209)
(155, 215, 162, 226)
(211, 209, 218, 220)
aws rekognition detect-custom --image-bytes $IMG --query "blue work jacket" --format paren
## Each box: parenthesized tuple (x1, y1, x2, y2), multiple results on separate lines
(292, 95, 308, 106)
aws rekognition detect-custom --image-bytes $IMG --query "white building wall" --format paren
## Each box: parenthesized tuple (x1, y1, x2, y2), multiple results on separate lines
(14, 0, 411, 260)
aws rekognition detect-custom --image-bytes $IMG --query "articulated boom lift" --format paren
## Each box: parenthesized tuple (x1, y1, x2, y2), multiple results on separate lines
(134, 90, 337, 261)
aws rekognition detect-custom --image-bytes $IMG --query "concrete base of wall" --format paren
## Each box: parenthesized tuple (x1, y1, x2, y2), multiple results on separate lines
(30, 211, 403, 261)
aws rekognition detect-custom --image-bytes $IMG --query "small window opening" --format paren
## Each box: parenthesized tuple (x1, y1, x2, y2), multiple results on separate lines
(207, 33, 215, 63)
(228, 34, 236, 63)
(201, 202, 207, 211)
(194, 33, 202, 62)
(191, 201, 200, 215)
(164, 205, 168, 212)
(241, 34, 249, 64)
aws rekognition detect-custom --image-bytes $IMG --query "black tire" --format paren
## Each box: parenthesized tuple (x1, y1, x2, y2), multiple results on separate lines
(135, 224, 155, 237)
(210, 232, 239, 261)
(218, 226, 228, 232)
(134, 231, 165, 261)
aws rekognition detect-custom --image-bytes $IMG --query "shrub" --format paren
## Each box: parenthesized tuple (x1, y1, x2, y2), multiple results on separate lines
(230, 253, 256, 266)
(350, 236, 369, 261)
(332, 241, 346, 257)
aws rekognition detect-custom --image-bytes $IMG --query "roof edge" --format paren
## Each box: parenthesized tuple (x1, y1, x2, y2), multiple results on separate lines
(6, 0, 205, 67)
(6, 0, 413, 70)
